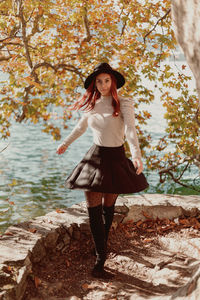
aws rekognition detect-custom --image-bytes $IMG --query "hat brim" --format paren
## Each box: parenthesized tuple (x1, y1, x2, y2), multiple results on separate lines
(84, 69, 125, 90)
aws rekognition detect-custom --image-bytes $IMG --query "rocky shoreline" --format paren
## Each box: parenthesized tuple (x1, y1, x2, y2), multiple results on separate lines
(1, 193, 200, 300)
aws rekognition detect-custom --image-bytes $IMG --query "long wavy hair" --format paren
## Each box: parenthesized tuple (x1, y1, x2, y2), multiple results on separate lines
(69, 73, 120, 117)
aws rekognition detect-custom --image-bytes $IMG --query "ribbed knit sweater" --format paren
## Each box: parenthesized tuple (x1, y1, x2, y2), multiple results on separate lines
(63, 95, 142, 159)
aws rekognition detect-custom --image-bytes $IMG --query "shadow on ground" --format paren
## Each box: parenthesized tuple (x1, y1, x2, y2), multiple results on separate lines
(23, 224, 200, 300)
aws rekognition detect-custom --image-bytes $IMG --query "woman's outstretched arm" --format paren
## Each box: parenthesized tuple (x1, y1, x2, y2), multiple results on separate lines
(56, 113, 88, 155)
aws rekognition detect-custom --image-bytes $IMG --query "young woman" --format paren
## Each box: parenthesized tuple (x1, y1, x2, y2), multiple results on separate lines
(56, 62, 149, 279)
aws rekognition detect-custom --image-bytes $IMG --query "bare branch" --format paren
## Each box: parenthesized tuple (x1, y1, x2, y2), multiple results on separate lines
(0, 143, 10, 153)
(159, 155, 200, 192)
(143, 8, 171, 43)
(166, 170, 200, 192)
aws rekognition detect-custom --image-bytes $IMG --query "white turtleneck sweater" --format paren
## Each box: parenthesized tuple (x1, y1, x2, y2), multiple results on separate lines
(63, 95, 142, 159)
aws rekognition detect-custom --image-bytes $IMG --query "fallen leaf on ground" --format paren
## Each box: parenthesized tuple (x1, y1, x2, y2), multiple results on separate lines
(56, 209, 65, 213)
(4, 231, 14, 236)
(29, 228, 37, 233)
(136, 220, 143, 227)
(179, 218, 190, 225)
(81, 283, 95, 291)
(34, 276, 41, 288)
(143, 238, 153, 243)
(142, 211, 152, 219)
(66, 259, 70, 267)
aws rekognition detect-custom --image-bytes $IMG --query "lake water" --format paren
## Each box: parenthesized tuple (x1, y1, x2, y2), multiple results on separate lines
(0, 61, 199, 233)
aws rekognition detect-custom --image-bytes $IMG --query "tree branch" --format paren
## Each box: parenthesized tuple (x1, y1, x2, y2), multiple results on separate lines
(195, 107, 200, 126)
(0, 143, 10, 153)
(167, 170, 200, 191)
(159, 155, 196, 175)
(31, 62, 85, 83)
(143, 8, 171, 43)
(0, 55, 11, 62)
(121, 12, 130, 36)
(27, 8, 44, 40)
(0, 42, 23, 50)
(81, 6, 92, 43)
(18, 1, 33, 70)
(159, 155, 200, 191)
(16, 85, 32, 122)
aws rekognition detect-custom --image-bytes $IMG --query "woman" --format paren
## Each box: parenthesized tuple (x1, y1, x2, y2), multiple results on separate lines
(56, 62, 149, 279)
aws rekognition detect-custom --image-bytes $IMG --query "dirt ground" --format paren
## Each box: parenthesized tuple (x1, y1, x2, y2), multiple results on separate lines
(23, 218, 200, 300)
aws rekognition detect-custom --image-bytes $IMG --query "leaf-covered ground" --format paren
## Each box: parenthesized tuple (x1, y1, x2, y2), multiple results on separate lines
(23, 216, 200, 300)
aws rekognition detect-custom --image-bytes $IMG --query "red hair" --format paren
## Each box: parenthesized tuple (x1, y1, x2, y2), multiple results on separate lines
(69, 73, 120, 117)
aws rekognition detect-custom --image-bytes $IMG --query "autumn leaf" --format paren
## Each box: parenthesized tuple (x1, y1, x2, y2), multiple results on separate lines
(143, 238, 153, 243)
(66, 259, 70, 267)
(142, 211, 152, 219)
(81, 283, 94, 291)
(23, 77, 43, 90)
(152, 44, 159, 49)
(29, 228, 37, 233)
(56, 209, 65, 213)
(4, 231, 14, 236)
(7, 266, 13, 272)
(34, 276, 41, 288)
(136, 220, 143, 227)
(146, 228, 155, 232)
(0, 0, 198, 193)
(179, 218, 190, 225)
(8, 179, 17, 187)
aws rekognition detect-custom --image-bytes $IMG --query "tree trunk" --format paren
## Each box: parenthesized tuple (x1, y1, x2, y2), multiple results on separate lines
(171, 0, 200, 108)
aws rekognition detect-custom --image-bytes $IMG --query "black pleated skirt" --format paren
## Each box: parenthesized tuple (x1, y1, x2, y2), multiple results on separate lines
(65, 144, 149, 194)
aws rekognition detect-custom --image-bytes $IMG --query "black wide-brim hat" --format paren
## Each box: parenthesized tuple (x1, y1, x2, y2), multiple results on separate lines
(84, 62, 125, 89)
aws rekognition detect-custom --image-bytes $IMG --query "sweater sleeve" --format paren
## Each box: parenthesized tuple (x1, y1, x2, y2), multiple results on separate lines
(120, 98, 142, 159)
(62, 112, 88, 147)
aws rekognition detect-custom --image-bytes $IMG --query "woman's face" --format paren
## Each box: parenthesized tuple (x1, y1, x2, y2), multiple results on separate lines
(95, 73, 112, 96)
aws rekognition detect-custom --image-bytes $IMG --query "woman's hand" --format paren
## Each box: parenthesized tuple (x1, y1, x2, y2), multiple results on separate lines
(56, 143, 68, 155)
(132, 157, 143, 175)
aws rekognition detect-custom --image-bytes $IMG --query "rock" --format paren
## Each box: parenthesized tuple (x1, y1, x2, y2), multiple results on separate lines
(159, 236, 200, 260)
(123, 205, 183, 223)
(112, 213, 125, 230)
(44, 230, 59, 249)
(31, 239, 46, 263)
(63, 233, 71, 245)
(56, 241, 65, 251)
(72, 226, 81, 240)
(1, 194, 200, 300)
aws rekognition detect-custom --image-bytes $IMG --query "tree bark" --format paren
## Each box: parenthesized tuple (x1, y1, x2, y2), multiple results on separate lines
(171, 0, 200, 107)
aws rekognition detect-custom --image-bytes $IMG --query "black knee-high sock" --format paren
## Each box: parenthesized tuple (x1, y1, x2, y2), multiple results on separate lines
(87, 204, 106, 270)
(103, 204, 115, 243)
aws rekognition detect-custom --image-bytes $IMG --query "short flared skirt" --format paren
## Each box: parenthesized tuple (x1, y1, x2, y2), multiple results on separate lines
(65, 144, 149, 194)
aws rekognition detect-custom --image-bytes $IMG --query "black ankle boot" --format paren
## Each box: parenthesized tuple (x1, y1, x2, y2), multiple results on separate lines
(103, 204, 115, 243)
